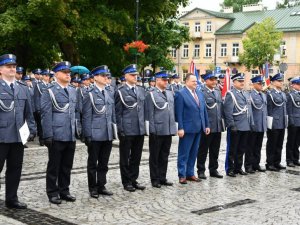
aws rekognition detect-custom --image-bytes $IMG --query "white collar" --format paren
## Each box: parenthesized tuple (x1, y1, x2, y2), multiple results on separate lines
(2, 78, 15, 87)
(126, 83, 136, 89)
(95, 83, 105, 92)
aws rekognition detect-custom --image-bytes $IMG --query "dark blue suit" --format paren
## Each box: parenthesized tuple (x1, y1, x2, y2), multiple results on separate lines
(175, 87, 209, 178)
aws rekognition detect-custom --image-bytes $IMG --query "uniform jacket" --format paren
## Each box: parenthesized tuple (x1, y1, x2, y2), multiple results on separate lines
(115, 84, 145, 136)
(145, 87, 177, 136)
(202, 86, 223, 133)
(223, 88, 253, 131)
(267, 88, 287, 129)
(286, 89, 300, 127)
(41, 83, 77, 141)
(174, 87, 209, 133)
(0, 80, 36, 143)
(249, 89, 267, 132)
(33, 81, 48, 112)
(82, 87, 116, 141)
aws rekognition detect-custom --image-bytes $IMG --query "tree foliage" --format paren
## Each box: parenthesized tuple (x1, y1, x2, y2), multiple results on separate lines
(220, 0, 260, 12)
(239, 18, 283, 70)
(0, 0, 189, 75)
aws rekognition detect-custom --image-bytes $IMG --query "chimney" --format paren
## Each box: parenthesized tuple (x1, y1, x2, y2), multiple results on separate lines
(224, 7, 233, 13)
(242, 2, 264, 12)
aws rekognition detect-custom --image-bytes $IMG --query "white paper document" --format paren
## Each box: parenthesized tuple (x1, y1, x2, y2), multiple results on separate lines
(145, 121, 150, 136)
(19, 121, 30, 145)
(267, 116, 273, 129)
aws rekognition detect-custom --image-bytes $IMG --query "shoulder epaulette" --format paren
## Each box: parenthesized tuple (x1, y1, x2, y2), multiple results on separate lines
(16, 80, 26, 86)
(46, 83, 55, 89)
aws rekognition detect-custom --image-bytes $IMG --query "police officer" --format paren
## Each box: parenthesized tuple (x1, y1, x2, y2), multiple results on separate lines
(137, 76, 143, 87)
(0, 54, 36, 209)
(41, 61, 77, 204)
(105, 70, 115, 99)
(146, 76, 156, 92)
(15, 66, 24, 81)
(145, 71, 176, 188)
(197, 72, 224, 179)
(31, 68, 42, 88)
(171, 74, 183, 93)
(34, 69, 51, 146)
(82, 65, 115, 198)
(115, 64, 146, 192)
(245, 76, 267, 173)
(223, 73, 253, 177)
(285, 77, 300, 167)
(216, 74, 225, 92)
(266, 73, 287, 171)
(118, 76, 126, 87)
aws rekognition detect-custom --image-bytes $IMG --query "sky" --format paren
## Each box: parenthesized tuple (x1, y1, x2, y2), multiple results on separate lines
(180, 0, 281, 11)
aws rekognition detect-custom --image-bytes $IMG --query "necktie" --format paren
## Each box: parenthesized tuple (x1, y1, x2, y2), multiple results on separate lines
(162, 91, 167, 98)
(64, 87, 69, 96)
(131, 87, 136, 95)
(10, 83, 14, 94)
(102, 90, 105, 97)
(193, 90, 200, 106)
(212, 90, 216, 97)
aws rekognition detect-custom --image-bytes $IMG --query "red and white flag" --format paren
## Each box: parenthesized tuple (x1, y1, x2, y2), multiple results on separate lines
(221, 67, 231, 99)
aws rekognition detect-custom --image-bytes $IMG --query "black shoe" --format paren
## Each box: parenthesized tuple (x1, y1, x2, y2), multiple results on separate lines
(124, 184, 136, 192)
(24, 144, 28, 148)
(60, 194, 76, 202)
(49, 196, 62, 205)
(294, 161, 300, 166)
(266, 165, 280, 172)
(235, 169, 248, 175)
(245, 168, 255, 174)
(5, 201, 27, 209)
(98, 187, 113, 196)
(160, 180, 173, 186)
(152, 181, 161, 188)
(287, 162, 295, 167)
(275, 164, 286, 170)
(90, 190, 99, 199)
(133, 183, 146, 190)
(39, 139, 44, 146)
(227, 171, 236, 177)
(198, 172, 207, 180)
(210, 170, 223, 178)
(253, 166, 266, 172)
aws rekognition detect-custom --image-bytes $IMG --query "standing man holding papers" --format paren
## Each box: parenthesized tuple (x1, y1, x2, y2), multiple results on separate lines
(0, 54, 36, 209)
(266, 73, 287, 171)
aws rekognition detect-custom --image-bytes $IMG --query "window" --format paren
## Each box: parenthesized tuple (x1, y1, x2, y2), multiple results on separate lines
(183, 45, 189, 58)
(194, 44, 200, 57)
(195, 22, 201, 32)
(170, 48, 176, 58)
(220, 43, 227, 57)
(232, 43, 239, 56)
(183, 22, 189, 27)
(280, 41, 286, 56)
(206, 21, 212, 32)
(251, 70, 259, 78)
(205, 44, 212, 57)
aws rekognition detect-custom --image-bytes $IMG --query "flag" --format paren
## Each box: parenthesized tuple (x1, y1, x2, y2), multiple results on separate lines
(263, 62, 270, 86)
(221, 67, 231, 99)
(189, 60, 202, 87)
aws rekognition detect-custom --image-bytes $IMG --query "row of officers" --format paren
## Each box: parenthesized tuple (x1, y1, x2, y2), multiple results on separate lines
(0, 53, 300, 209)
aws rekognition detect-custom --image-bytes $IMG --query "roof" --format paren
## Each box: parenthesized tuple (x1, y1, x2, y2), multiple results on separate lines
(180, 6, 300, 35)
(179, 8, 234, 20)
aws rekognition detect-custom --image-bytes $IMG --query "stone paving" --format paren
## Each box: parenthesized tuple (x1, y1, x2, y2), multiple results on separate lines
(0, 133, 300, 225)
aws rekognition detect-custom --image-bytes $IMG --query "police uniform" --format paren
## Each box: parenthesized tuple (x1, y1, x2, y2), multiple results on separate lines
(266, 73, 287, 171)
(285, 77, 300, 167)
(41, 61, 77, 204)
(82, 65, 115, 198)
(245, 76, 267, 173)
(170, 74, 183, 94)
(145, 72, 176, 188)
(223, 73, 253, 176)
(0, 54, 36, 209)
(115, 64, 146, 192)
(33, 69, 50, 146)
(197, 73, 224, 179)
(22, 75, 35, 118)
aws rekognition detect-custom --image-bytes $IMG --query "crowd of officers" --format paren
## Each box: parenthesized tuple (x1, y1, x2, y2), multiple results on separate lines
(0, 53, 299, 209)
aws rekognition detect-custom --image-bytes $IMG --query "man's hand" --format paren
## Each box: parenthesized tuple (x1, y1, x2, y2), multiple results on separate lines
(44, 137, 53, 148)
(205, 128, 210, 135)
(27, 134, 35, 142)
(84, 137, 92, 147)
(178, 129, 184, 138)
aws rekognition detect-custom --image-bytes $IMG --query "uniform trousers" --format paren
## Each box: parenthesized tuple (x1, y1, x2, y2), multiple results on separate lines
(286, 126, 300, 164)
(0, 143, 24, 202)
(266, 129, 285, 166)
(46, 141, 75, 198)
(245, 131, 264, 169)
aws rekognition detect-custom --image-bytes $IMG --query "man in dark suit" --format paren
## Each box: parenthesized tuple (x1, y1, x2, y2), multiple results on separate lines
(145, 71, 177, 188)
(175, 73, 210, 184)
(115, 64, 146, 192)
(41, 61, 78, 204)
(0, 54, 36, 209)
(197, 72, 224, 179)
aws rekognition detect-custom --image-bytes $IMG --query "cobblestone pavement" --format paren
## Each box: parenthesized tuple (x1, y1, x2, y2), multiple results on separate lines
(0, 133, 300, 225)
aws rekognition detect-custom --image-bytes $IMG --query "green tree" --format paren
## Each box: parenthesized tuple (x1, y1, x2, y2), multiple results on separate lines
(239, 18, 283, 71)
(276, 0, 300, 8)
(220, 0, 260, 12)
